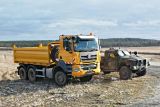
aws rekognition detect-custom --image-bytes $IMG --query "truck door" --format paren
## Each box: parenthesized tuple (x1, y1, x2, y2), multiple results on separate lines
(60, 37, 74, 64)
(104, 51, 118, 71)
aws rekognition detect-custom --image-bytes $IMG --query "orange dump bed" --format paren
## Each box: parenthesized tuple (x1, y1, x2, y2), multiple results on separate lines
(13, 46, 53, 66)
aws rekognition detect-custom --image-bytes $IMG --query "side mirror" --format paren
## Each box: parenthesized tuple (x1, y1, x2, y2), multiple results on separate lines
(99, 46, 101, 50)
(134, 51, 138, 56)
(72, 37, 77, 43)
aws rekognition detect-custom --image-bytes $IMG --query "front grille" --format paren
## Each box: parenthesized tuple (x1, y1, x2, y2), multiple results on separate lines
(80, 52, 97, 62)
(143, 59, 146, 65)
(137, 60, 146, 66)
(81, 55, 97, 61)
(81, 64, 97, 70)
(138, 60, 142, 66)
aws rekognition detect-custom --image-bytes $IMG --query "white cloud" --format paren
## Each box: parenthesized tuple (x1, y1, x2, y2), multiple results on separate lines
(1, 0, 160, 40)
(48, 19, 118, 28)
(123, 20, 160, 27)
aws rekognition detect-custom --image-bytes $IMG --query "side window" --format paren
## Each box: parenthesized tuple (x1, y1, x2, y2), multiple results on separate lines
(63, 38, 72, 51)
(106, 52, 115, 59)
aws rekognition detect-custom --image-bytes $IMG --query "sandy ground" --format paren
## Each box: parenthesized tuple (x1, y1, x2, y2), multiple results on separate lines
(0, 47, 160, 107)
(0, 51, 18, 80)
(102, 47, 160, 54)
(118, 47, 160, 54)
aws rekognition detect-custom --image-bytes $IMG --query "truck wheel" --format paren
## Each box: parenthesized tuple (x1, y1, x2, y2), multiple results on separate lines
(19, 67, 28, 80)
(28, 68, 36, 82)
(136, 69, 147, 77)
(119, 66, 132, 80)
(54, 70, 68, 87)
(51, 46, 59, 62)
(80, 75, 93, 82)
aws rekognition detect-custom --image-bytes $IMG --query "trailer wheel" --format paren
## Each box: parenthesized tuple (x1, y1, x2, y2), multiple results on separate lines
(80, 75, 93, 82)
(136, 69, 147, 77)
(19, 67, 27, 80)
(51, 46, 59, 62)
(119, 66, 132, 80)
(54, 70, 68, 87)
(28, 68, 36, 82)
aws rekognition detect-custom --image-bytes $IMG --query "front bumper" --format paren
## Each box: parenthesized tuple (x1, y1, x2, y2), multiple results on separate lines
(72, 65, 100, 77)
(131, 66, 146, 72)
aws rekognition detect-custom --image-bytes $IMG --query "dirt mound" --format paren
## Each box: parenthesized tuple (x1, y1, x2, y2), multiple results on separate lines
(0, 51, 18, 80)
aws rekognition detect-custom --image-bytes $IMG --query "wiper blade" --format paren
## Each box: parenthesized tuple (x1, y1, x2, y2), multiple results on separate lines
(78, 50, 85, 52)
(75, 49, 87, 52)
(88, 49, 98, 51)
(75, 49, 97, 52)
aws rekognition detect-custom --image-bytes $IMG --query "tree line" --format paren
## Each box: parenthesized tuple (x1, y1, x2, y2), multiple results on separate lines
(100, 38, 160, 47)
(0, 38, 160, 47)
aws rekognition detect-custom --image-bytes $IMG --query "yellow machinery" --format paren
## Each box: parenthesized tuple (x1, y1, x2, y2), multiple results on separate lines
(13, 34, 101, 86)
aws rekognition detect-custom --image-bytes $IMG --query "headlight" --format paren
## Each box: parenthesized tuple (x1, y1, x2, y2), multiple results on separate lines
(73, 68, 80, 72)
(80, 64, 97, 70)
(133, 66, 138, 70)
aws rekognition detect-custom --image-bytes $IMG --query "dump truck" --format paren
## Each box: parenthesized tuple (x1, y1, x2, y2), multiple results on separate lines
(13, 34, 101, 86)
(101, 48, 148, 80)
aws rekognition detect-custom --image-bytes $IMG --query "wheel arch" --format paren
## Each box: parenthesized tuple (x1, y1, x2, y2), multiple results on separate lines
(55, 60, 68, 72)
(27, 64, 36, 71)
(118, 63, 130, 71)
(53, 66, 65, 77)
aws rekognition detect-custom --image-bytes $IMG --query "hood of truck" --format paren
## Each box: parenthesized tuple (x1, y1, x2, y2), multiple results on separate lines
(121, 55, 145, 61)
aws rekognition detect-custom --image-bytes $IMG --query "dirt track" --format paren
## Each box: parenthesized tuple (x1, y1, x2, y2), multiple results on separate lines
(0, 49, 160, 107)
(102, 47, 160, 54)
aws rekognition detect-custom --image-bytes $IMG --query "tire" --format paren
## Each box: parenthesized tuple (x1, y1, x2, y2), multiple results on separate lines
(80, 75, 93, 82)
(54, 70, 68, 87)
(50, 46, 59, 62)
(136, 69, 147, 77)
(19, 67, 28, 80)
(28, 68, 36, 82)
(119, 66, 132, 80)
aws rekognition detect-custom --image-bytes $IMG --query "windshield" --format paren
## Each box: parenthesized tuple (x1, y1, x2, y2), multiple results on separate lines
(74, 38, 99, 52)
(118, 50, 131, 56)
(118, 50, 125, 56)
(123, 50, 131, 56)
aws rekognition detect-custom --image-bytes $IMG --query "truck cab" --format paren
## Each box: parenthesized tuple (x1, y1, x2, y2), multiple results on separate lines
(101, 48, 148, 80)
(51, 34, 101, 84)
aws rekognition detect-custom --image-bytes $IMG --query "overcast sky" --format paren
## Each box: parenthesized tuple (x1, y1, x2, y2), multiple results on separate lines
(0, 0, 160, 40)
